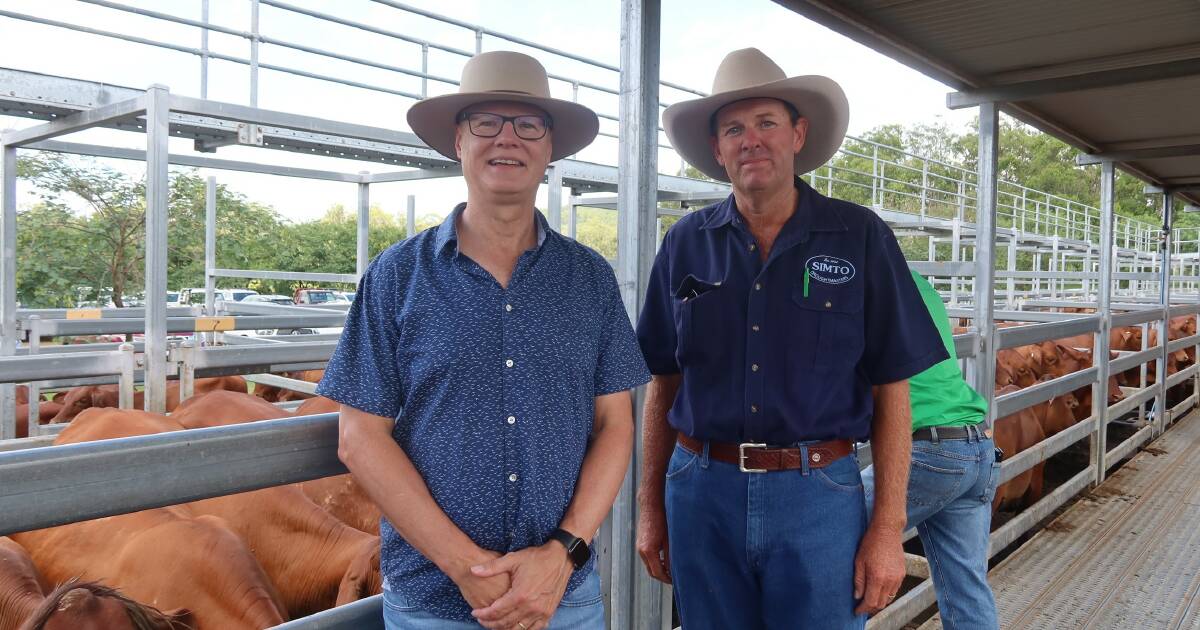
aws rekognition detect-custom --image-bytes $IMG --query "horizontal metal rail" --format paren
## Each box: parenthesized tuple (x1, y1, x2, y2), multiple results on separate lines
(994, 368, 1097, 418)
(0, 414, 343, 536)
(33, 315, 346, 336)
(995, 316, 1101, 350)
(211, 268, 359, 284)
(190, 342, 336, 369)
(988, 465, 1095, 556)
(0, 352, 129, 383)
(996, 412, 1095, 486)
(1113, 309, 1168, 327)
(1105, 423, 1156, 467)
(952, 333, 977, 358)
(1110, 348, 1163, 374)
(270, 595, 383, 630)
(245, 373, 318, 395)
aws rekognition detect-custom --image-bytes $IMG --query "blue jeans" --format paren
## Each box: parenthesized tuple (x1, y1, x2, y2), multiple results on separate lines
(665, 442, 868, 630)
(382, 568, 605, 629)
(862, 432, 1000, 630)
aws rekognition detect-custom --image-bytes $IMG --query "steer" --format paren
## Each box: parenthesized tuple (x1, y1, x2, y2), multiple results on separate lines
(49, 376, 247, 423)
(0, 536, 47, 630)
(992, 384, 1046, 515)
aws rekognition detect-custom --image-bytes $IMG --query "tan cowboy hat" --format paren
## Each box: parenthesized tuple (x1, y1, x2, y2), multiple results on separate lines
(663, 48, 849, 182)
(407, 50, 599, 163)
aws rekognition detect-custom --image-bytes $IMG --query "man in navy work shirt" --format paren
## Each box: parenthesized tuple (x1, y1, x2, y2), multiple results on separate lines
(635, 48, 947, 629)
(319, 51, 650, 630)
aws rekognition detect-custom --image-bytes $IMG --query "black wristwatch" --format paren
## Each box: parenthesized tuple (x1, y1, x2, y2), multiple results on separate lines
(548, 528, 590, 570)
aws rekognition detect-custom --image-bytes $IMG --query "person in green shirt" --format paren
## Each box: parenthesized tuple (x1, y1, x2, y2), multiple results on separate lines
(861, 270, 1000, 629)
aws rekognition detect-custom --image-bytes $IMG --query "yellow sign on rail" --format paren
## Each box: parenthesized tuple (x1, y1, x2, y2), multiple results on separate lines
(66, 309, 103, 320)
(194, 316, 235, 332)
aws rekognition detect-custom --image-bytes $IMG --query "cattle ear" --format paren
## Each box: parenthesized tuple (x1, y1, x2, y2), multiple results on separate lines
(160, 608, 196, 629)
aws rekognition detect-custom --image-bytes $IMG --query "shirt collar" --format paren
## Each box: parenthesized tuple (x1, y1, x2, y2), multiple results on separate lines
(436, 202, 549, 256)
(700, 177, 848, 241)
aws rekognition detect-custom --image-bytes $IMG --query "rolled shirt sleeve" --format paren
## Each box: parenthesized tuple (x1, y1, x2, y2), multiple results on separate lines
(636, 231, 681, 375)
(860, 217, 949, 385)
(316, 255, 405, 419)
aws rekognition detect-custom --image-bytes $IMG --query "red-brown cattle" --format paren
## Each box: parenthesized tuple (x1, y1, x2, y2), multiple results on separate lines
(168, 392, 377, 534)
(182, 485, 380, 617)
(12, 509, 286, 630)
(11, 404, 64, 440)
(13, 386, 27, 406)
(0, 536, 46, 630)
(29, 409, 287, 629)
(997, 348, 1037, 388)
(49, 376, 247, 423)
(171, 390, 291, 429)
(21, 579, 195, 630)
(1034, 388, 1081, 437)
(992, 385, 1046, 515)
(294, 396, 339, 416)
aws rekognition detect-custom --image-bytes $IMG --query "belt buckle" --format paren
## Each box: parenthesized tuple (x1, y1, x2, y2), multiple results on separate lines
(738, 442, 768, 473)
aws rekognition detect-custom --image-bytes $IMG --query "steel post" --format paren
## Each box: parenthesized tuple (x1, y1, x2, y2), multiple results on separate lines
(118, 343, 135, 409)
(1007, 238, 1017, 308)
(250, 0, 260, 106)
(547, 165, 563, 232)
(1093, 161, 1114, 484)
(200, 0, 210, 98)
(975, 103, 999, 428)
(950, 219, 961, 305)
(25, 316, 39, 438)
(178, 340, 195, 401)
(205, 176, 217, 317)
(406, 195, 416, 239)
(143, 85, 170, 413)
(0, 144, 15, 440)
(1156, 194, 1174, 433)
(616, 0, 664, 627)
(357, 174, 370, 277)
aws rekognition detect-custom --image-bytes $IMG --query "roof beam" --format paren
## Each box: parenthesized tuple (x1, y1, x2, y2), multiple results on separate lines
(1078, 143, 1200, 165)
(948, 57, 1200, 110)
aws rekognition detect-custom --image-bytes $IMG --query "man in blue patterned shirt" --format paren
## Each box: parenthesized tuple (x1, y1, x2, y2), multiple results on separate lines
(318, 51, 650, 630)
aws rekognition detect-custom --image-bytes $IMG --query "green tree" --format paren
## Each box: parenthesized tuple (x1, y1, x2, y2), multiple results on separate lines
(19, 154, 145, 306)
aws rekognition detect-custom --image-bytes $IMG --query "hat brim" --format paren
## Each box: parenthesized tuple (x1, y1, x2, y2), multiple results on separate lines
(406, 92, 599, 163)
(662, 75, 849, 182)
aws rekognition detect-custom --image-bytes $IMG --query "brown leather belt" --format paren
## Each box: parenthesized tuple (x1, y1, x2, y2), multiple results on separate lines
(678, 433, 854, 473)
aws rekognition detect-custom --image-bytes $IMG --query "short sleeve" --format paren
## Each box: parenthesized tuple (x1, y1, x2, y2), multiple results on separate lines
(593, 265, 652, 395)
(860, 219, 948, 385)
(636, 232, 680, 375)
(316, 256, 405, 418)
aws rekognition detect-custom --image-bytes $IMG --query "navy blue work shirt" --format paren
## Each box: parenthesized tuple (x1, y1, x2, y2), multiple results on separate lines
(637, 178, 946, 444)
(317, 204, 650, 621)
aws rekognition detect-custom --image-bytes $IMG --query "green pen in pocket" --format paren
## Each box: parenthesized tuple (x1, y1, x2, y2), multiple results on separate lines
(803, 266, 810, 298)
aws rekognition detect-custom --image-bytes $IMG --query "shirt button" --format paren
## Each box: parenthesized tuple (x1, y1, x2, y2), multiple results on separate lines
(752, 324, 760, 332)
(505, 304, 513, 312)
(825, 301, 832, 308)
(755, 283, 762, 291)
(507, 415, 516, 425)
(505, 359, 514, 368)
(751, 364, 759, 372)
(750, 405, 758, 413)
(749, 243, 756, 251)
(508, 473, 518, 482)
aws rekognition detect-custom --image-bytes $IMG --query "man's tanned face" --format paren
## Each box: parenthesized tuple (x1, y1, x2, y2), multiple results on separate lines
(710, 97, 808, 193)
(455, 101, 553, 198)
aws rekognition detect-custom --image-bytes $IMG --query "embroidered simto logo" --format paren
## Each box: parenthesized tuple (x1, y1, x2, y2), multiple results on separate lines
(806, 255, 856, 285)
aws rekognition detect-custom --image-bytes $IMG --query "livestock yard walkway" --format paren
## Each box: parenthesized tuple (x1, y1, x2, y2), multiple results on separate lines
(920, 409, 1200, 629)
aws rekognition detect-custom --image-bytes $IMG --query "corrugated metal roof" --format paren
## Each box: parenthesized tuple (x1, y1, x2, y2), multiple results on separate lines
(775, 0, 1200, 203)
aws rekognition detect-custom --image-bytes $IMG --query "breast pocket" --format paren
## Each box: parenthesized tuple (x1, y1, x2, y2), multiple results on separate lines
(789, 282, 864, 372)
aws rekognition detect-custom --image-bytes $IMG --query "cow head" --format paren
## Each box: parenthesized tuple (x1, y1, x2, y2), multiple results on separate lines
(336, 540, 382, 606)
(50, 386, 100, 423)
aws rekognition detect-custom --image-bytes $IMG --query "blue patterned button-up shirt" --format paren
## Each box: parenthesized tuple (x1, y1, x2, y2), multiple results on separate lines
(317, 204, 651, 621)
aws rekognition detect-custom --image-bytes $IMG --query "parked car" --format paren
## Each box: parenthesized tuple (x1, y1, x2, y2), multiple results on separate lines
(179, 287, 259, 305)
(242, 294, 295, 306)
(293, 288, 350, 305)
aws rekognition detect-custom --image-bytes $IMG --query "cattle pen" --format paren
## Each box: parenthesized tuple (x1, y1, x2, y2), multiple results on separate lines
(2, 1, 1200, 629)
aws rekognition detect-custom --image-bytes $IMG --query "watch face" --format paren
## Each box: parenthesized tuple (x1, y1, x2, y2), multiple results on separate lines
(568, 539, 590, 568)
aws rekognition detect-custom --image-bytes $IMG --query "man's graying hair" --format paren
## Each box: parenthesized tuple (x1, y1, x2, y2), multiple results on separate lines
(708, 98, 801, 136)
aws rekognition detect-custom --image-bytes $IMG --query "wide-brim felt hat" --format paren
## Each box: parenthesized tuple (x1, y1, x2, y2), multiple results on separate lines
(407, 50, 599, 163)
(663, 47, 849, 182)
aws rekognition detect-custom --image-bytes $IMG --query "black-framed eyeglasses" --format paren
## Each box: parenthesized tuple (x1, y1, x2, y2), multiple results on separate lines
(457, 112, 552, 140)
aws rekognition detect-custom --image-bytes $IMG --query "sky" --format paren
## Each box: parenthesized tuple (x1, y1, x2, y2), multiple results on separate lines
(0, 0, 978, 223)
